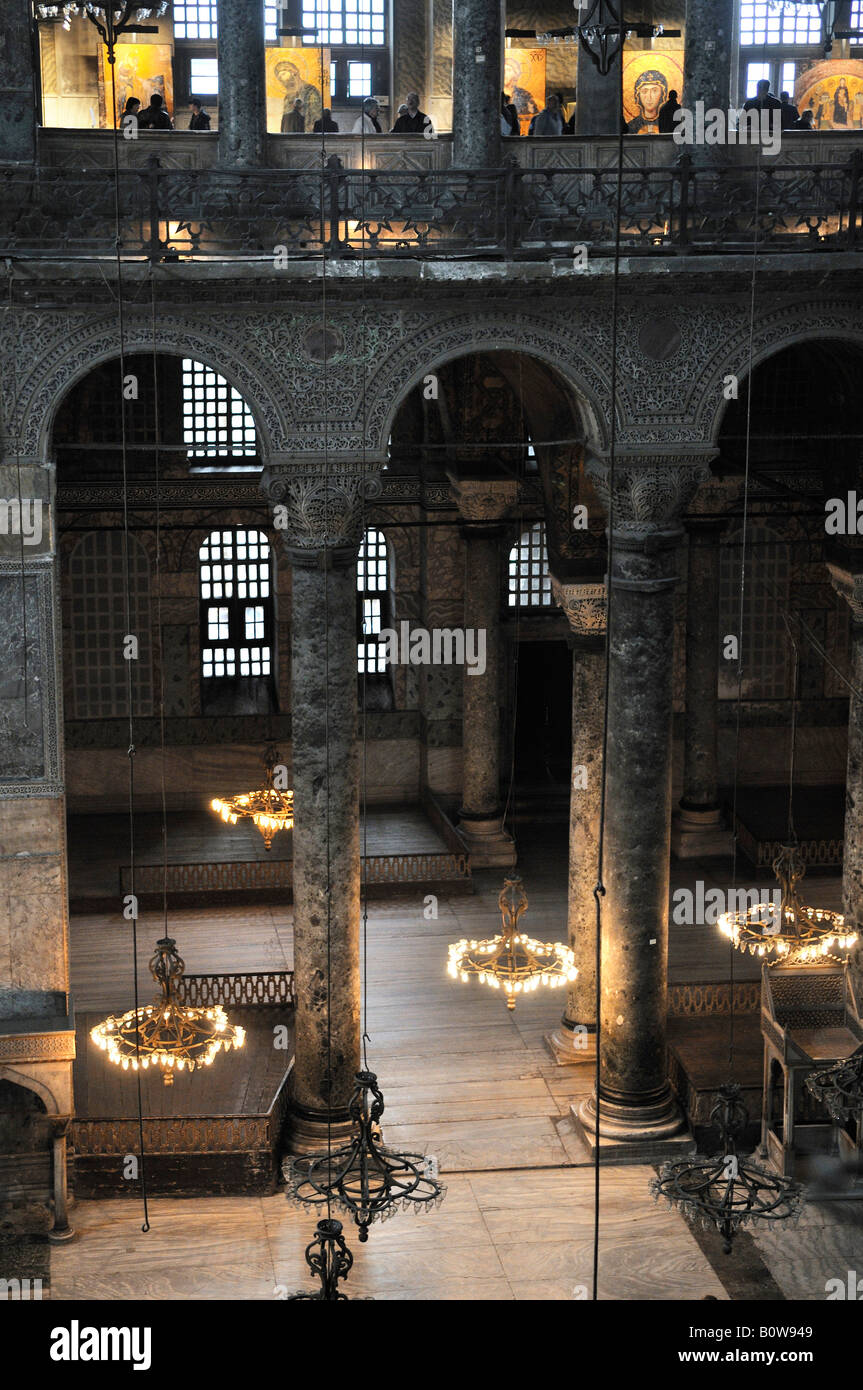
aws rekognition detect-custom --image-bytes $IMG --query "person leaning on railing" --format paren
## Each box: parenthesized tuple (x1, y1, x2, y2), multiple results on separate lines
(353, 98, 383, 133)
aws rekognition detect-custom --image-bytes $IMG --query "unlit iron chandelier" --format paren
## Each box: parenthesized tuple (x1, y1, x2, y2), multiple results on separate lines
(91, 936, 245, 1086)
(34, 3, 168, 58)
(650, 1084, 804, 1254)
(448, 876, 576, 1011)
(285, 1071, 446, 1242)
(717, 843, 857, 964)
(287, 1219, 355, 1301)
(211, 745, 294, 851)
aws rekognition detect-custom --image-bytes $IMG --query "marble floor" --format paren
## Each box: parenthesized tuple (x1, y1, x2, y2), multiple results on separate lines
(53, 823, 856, 1301)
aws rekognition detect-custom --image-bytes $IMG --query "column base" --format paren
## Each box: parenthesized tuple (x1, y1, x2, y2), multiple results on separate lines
(671, 804, 734, 860)
(544, 1019, 596, 1065)
(48, 1223, 76, 1244)
(456, 813, 517, 868)
(572, 1090, 694, 1164)
(284, 1104, 357, 1157)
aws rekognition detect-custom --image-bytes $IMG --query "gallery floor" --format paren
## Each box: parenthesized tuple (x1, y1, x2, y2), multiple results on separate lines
(51, 823, 861, 1301)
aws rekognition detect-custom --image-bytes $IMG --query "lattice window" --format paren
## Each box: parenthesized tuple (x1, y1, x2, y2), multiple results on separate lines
(174, 1, 278, 40)
(739, 1, 822, 46)
(508, 522, 552, 608)
(357, 527, 389, 674)
(183, 360, 256, 459)
(854, 1, 863, 29)
(69, 532, 153, 719)
(301, 0, 386, 46)
(718, 526, 790, 700)
(199, 530, 272, 683)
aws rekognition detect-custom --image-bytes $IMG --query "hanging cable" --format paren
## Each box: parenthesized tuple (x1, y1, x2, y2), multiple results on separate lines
(4, 271, 30, 728)
(587, 18, 628, 1305)
(108, 48, 149, 1233)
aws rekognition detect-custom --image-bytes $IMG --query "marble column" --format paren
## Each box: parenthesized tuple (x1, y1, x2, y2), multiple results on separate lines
(672, 519, 733, 858)
(48, 1119, 74, 1243)
(217, 0, 267, 167)
(546, 579, 606, 1065)
(451, 0, 503, 166)
(684, 0, 735, 114)
(0, 0, 37, 162)
(828, 561, 863, 985)
(266, 470, 376, 1152)
(574, 455, 711, 1155)
(575, 4, 623, 136)
(449, 477, 517, 868)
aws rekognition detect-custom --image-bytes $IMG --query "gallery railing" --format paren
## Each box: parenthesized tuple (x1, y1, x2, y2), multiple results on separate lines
(1, 151, 861, 259)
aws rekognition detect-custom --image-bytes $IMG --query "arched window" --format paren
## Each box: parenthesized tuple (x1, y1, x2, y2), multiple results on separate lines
(718, 525, 790, 700)
(357, 528, 390, 674)
(182, 359, 256, 460)
(199, 529, 273, 709)
(68, 531, 152, 718)
(508, 522, 552, 607)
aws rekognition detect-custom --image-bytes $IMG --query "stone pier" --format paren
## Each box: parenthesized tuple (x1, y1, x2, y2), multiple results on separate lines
(217, 0, 267, 166)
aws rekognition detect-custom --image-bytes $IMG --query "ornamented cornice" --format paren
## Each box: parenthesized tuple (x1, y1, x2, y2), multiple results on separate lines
(550, 578, 607, 636)
(262, 469, 383, 549)
(0, 1031, 76, 1063)
(447, 476, 519, 524)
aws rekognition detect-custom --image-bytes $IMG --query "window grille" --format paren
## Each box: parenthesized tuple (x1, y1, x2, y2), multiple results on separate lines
(719, 526, 790, 699)
(183, 359, 256, 459)
(739, 2, 822, 46)
(199, 529, 272, 683)
(357, 528, 389, 674)
(508, 522, 552, 608)
(69, 531, 153, 718)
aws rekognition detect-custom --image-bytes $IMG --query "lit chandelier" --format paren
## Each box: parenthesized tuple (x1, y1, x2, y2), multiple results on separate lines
(34, 3, 168, 58)
(287, 1219, 354, 1301)
(717, 843, 857, 964)
(90, 936, 245, 1086)
(650, 1084, 804, 1254)
(285, 1070, 446, 1243)
(806, 1048, 863, 1125)
(448, 876, 576, 1011)
(211, 745, 294, 851)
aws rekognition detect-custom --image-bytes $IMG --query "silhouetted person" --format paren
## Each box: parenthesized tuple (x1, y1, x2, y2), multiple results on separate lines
(779, 90, 799, 129)
(794, 109, 815, 130)
(284, 97, 305, 132)
(501, 92, 519, 136)
(313, 108, 339, 133)
(658, 89, 681, 133)
(743, 78, 781, 114)
(391, 92, 430, 133)
(188, 99, 210, 130)
(137, 92, 173, 130)
(121, 96, 140, 132)
(528, 94, 563, 136)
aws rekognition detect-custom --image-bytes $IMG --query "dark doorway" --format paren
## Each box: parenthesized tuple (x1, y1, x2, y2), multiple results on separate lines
(513, 640, 572, 789)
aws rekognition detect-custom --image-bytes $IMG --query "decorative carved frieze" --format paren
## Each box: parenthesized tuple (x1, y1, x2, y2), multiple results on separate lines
(0, 1031, 76, 1063)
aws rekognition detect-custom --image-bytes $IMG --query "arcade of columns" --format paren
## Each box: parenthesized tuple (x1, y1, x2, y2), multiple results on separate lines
(1, 0, 863, 1208)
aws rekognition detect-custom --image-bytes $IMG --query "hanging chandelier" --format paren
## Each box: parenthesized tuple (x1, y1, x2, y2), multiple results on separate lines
(90, 936, 245, 1086)
(34, 3, 168, 59)
(447, 877, 576, 1011)
(806, 1048, 863, 1125)
(211, 745, 294, 851)
(650, 1085, 804, 1254)
(717, 844, 857, 964)
(287, 1219, 355, 1301)
(285, 1071, 446, 1242)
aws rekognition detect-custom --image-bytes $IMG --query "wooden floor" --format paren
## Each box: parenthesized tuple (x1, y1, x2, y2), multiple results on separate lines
(56, 816, 855, 1301)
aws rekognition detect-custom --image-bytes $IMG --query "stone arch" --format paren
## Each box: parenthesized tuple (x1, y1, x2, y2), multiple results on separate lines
(699, 304, 863, 447)
(11, 313, 286, 462)
(0, 1066, 60, 1115)
(363, 313, 609, 459)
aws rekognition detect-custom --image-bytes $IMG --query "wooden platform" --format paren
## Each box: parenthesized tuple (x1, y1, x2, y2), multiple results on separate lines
(71, 987, 294, 1198)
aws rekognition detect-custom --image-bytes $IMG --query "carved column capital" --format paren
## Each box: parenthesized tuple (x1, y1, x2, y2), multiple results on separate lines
(261, 467, 382, 559)
(447, 475, 519, 527)
(551, 576, 608, 639)
(828, 561, 863, 632)
(586, 453, 715, 541)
